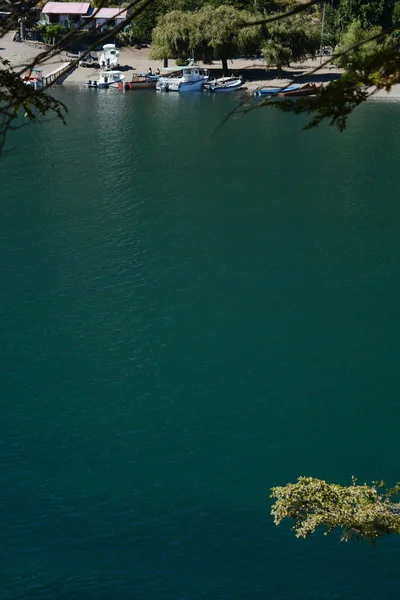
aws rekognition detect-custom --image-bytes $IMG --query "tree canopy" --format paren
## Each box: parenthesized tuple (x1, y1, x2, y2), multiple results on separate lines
(150, 4, 261, 70)
(262, 12, 320, 73)
(271, 477, 400, 544)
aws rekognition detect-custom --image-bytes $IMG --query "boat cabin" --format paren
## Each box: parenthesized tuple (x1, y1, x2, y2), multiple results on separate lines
(99, 70, 123, 83)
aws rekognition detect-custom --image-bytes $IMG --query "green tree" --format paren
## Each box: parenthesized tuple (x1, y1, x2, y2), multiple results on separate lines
(149, 10, 195, 61)
(34, 23, 69, 45)
(335, 0, 395, 32)
(262, 12, 320, 74)
(335, 20, 381, 70)
(195, 4, 262, 70)
(271, 477, 400, 544)
(150, 5, 261, 70)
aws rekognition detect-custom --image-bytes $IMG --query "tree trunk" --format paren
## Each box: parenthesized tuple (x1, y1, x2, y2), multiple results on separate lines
(163, 57, 168, 68)
(221, 56, 228, 72)
(19, 17, 26, 41)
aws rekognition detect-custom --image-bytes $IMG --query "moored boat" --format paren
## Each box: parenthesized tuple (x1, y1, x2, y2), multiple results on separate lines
(118, 74, 158, 90)
(205, 76, 243, 93)
(256, 85, 301, 97)
(277, 83, 322, 97)
(99, 44, 119, 70)
(21, 68, 44, 89)
(86, 70, 125, 88)
(157, 63, 209, 93)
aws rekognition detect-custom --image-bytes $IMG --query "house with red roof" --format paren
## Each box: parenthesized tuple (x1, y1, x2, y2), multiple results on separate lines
(41, 2, 127, 29)
(92, 7, 127, 30)
(41, 2, 91, 26)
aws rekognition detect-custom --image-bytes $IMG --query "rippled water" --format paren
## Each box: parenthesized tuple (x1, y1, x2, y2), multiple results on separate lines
(2, 89, 400, 599)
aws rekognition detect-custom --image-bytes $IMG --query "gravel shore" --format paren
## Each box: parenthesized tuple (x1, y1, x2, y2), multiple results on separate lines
(2, 31, 400, 98)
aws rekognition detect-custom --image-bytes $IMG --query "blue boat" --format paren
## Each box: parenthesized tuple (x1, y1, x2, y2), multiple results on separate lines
(256, 85, 301, 97)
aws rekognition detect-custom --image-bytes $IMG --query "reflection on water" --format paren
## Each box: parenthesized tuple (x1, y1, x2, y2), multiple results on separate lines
(2, 95, 400, 599)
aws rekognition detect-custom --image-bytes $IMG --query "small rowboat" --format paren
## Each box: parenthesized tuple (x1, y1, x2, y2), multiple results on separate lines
(256, 85, 301, 97)
(205, 76, 243, 93)
(119, 75, 158, 90)
(277, 83, 322, 97)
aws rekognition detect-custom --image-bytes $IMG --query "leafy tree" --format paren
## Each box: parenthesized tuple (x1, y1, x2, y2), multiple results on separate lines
(271, 477, 400, 545)
(150, 5, 261, 69)
(34, 23, 69, 45)
(262, 12, 320, 74)
(195, 4, 262, 70)
(335, 20, 381, 70)
(335, 0, 395, 32)
(149, 10, 195, 61)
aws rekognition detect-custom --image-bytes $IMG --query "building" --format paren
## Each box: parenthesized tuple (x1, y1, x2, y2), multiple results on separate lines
(41, 2, 127, 30)
(92, 7, 127, 30)
(41, 2, 91, 26)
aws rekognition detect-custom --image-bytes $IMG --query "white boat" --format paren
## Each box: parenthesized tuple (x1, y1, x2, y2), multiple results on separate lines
(86, 70, 125, 88)
(21, 68, 44, 89)
(156, 63, 209, 93)
(205, 76, 243, 93)
(99, 44, 120, 70)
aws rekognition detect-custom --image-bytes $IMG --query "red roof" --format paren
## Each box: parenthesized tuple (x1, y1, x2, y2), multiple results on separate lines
(94, 7, 127, 19)
(42, 2, 90, 15)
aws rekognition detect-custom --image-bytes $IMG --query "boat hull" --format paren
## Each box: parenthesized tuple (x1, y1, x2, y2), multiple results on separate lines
(207, 79, 243, 93)
(157, 77, 208, 93)
(86, 71, 125, 89)
(86, 81, 110, 88)
(178, 79, 206, 92)
(256, 85, 300, 96)
(120, 79, 157, 90)
(277, 83, 322, 97)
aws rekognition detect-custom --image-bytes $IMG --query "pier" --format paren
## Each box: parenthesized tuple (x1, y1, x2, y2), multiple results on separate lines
(44, 61, 76, 86)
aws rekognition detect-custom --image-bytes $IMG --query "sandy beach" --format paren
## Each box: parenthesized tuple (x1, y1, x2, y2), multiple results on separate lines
(2, 30, 400, 97)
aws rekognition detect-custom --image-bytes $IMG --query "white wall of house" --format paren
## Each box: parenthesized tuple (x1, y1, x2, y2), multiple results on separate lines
(95, 17, 124, 29)
(42, 13, 85, 26)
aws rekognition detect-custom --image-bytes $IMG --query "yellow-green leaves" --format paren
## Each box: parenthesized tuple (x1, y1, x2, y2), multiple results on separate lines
(271, 476, 400, 544)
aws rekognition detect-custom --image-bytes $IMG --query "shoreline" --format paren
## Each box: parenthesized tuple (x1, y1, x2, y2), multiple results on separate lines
(2, 33, 400, 98)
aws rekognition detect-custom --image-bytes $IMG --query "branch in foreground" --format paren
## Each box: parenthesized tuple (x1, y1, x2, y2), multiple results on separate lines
(0, 0, 153, 148)
(271, 477, 400, 544)
(231, 24, 400, 131)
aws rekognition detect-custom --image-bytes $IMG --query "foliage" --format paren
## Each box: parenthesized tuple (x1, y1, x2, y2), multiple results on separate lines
(34, 23, 69, 44)
(262, 12, 320, 71)
(113, 0, 269, 42)
(335, 20, 382, 70)
(150, 4, 262, 68)
(149, 10, 195, 59)
(175, 57, 190, 65)
(0, 58, 67, 150)
(194, 4, 262, 69)
(335, 0, 395, 32)
(121, 2, 163, 43)
(0, 0, 154, 149)
(271, 477, 400, 544)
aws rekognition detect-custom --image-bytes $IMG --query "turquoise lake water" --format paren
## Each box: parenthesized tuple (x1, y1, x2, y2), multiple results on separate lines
(2, 89, 400, 599)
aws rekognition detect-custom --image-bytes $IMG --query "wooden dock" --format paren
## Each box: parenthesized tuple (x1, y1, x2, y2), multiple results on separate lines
(44, 61, 76, 86)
